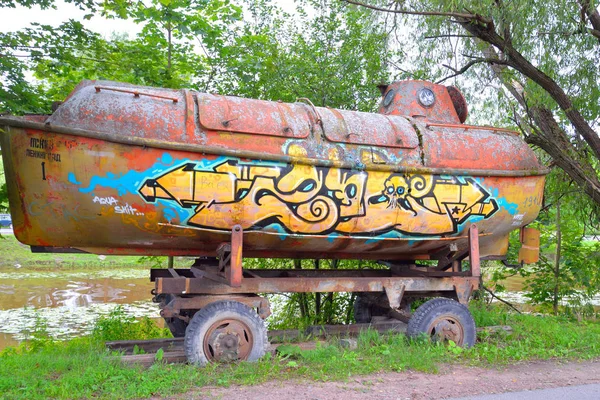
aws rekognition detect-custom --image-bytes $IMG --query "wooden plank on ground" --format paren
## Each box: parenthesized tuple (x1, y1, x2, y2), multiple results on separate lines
(118, 350, 187, 368)
(109, 323, 512, 366)
(106, 338, 183, 354)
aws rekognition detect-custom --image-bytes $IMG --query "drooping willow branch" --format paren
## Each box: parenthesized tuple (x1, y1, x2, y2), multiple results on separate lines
(436, 57, 510, 84)
(341, 0, 491, 24)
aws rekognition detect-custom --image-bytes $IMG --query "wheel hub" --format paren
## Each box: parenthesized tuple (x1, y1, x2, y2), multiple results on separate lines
(429, 316, 465, 345)
(203, 319, 254, 362)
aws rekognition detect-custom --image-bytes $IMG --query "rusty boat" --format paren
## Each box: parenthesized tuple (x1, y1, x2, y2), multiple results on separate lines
(0, 80, 547, 363)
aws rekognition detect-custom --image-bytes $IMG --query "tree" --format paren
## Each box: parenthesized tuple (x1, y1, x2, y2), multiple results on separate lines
(206, 0, 396, 110)
(99, 0, 242, 89)
(342, 0, 600, 313)
(344, 0, 600, 212)
(518, 169, 600, 314)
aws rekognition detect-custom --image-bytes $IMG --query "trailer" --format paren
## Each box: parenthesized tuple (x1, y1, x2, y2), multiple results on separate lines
(0, 79, 546, 364)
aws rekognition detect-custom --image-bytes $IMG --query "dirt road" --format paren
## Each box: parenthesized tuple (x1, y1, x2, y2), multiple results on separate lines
(181, 359, 600, 400)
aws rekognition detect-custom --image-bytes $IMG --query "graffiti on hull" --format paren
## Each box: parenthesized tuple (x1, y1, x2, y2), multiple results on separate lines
(137, 159, 498, 235)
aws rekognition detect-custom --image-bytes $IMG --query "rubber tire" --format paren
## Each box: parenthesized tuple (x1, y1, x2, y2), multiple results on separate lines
(184, 301, 268, 366)
(353, 295, 372, 323)
(407, 298, 476, 348)
(353, 294, 390, 323)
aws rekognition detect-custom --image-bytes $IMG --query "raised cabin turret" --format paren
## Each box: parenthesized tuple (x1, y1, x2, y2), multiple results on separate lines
(378, 80, 468, 124)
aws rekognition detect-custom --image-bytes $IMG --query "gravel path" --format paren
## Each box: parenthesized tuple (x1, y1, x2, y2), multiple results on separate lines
(175, 359, 600, 400)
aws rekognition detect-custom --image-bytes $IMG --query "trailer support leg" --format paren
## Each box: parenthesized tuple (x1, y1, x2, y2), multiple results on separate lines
(452, 223, 481, 305)
(229, 225, 243, 287)
(468, 224, 480, 278)
(384, 282, 405, 310)
(217, 224, 243, 287)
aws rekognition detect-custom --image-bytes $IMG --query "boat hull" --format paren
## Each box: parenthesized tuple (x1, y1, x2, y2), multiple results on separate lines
(1, 125, 545, 259)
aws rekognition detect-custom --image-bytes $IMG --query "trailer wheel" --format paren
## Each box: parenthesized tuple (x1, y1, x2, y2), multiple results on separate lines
(407, 298, 476, 348)
(353, 294, 389, 323)
(184, 301, 268, 366)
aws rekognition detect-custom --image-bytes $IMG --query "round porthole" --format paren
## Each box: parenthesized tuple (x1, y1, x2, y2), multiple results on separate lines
(383, 89, 395, 107)
(417, 88, 436, 107)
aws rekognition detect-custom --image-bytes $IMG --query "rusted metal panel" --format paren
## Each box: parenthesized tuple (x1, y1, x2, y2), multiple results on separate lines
(154, 272, 480, 296)
(151, 268, 471, 280)
(425, 122, 518, 135)
(422, 127, 543, 171)
(46, 81, 187, 142)
(197, 94, 311, 138)
(379, 80, 461, 123)
(319, 108, 419, 149)
(94, 86, 179, 103)
(228, 225, 243, 287)
(160, 294, 271, 319)
(384, 282, 406, 310)
(454, 278, 476, 305)
(469, 224, 481, 278)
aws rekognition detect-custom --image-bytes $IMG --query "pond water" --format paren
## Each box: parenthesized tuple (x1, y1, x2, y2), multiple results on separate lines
(0, 269, 159, 349)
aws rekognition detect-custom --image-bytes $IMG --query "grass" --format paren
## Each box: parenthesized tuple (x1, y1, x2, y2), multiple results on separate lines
(0, 332, 446, 400)
(0, 235, 299, 273)
(0, 234, 161, 271)
(2, 302, 600, 400)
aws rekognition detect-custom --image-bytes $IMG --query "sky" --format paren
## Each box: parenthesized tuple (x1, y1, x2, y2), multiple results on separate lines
(0, 0, 300, 37)
(1, 1, 140, 37)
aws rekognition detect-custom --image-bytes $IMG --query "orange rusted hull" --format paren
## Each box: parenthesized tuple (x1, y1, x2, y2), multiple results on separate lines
(0, 80, 547, 260)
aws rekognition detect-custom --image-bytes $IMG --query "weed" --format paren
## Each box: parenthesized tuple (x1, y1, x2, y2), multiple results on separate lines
(154, 348, 164, 362)
(136, 255, 166, 269)
(91, 306, 170, 342)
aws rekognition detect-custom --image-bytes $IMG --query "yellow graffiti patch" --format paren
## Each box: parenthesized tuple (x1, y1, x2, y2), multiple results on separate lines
(138, 160, 498, 235)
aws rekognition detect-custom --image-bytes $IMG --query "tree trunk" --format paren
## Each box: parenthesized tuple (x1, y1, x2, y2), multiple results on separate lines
(314, 259, 321, 318)
(294, 259, 309, 319)
(580, 0, 600, 44)
(460, 20, 600, 161)
(553, 200, 562, 316)
(527, 107, 600, 205)
(482, 47, 600, 207)
(324, 259, 339, 324)
(167, 23, 172, 72)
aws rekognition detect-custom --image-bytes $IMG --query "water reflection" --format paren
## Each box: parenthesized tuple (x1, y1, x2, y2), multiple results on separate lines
(0, 270, 159, 350)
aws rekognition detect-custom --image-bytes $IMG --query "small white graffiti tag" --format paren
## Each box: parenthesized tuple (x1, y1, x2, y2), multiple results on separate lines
(115, 203, 142, 215)
(93, 196, 144, 216)
(93, 196, 119, 206)
(511, 213, 526, 226)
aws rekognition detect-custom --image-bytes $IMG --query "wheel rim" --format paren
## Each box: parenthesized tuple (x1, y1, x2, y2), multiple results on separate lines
(203, 319, 254, 362)
(428, 315, 465, 345)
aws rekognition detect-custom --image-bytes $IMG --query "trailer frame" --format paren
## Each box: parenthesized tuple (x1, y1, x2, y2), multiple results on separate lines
(151, 224, 482, 361)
